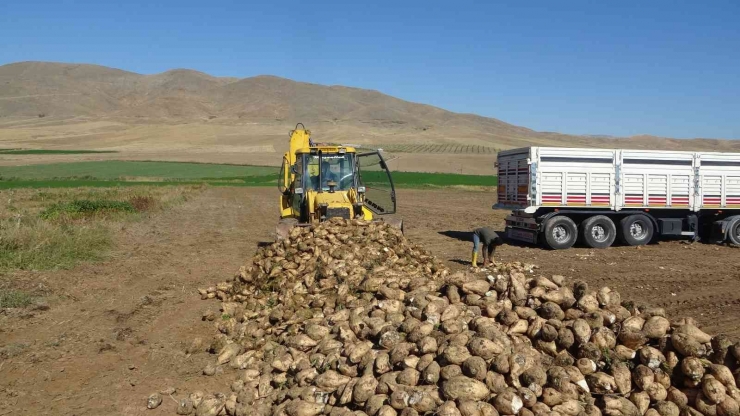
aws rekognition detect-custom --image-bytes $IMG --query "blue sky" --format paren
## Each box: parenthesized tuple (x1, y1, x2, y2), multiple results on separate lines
(2, 0, 739, 139)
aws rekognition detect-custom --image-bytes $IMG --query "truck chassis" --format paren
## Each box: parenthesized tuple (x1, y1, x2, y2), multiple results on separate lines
(495, 147, 740, 249)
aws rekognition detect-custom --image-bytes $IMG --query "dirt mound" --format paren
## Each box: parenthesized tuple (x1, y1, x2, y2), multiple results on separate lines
(181, 219, 738, 416)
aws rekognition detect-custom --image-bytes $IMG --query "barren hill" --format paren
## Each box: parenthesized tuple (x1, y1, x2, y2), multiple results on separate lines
(1, 61, 738, 173)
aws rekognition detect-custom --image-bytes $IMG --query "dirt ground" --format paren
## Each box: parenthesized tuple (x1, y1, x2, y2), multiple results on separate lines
(1, 187, 739, 415)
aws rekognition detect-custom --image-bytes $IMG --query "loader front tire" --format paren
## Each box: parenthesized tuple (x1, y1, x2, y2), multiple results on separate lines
(542, 216, 578, 250)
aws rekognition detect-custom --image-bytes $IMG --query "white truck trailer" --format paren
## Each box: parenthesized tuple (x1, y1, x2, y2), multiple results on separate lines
(495, 147, 740, 249)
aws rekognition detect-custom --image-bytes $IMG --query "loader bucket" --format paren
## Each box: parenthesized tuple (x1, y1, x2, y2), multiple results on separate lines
(383, 217, 404, 234)
(276, 218, 299, 241)
(276, 217, 403, 241)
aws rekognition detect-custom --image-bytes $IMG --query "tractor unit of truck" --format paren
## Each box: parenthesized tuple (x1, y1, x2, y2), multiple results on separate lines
(495, 146, 740, 249)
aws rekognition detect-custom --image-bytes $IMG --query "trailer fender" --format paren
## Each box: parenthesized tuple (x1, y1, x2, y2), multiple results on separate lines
(716, 215, 740, 244)
(537, 210, 659, 233)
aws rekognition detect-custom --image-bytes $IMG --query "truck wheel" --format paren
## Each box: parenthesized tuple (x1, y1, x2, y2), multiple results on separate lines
(581, 215, 616, 249)
(618, 214, 654, 246)
(727, 217, 740, 245)
(543, 216, 578, 250)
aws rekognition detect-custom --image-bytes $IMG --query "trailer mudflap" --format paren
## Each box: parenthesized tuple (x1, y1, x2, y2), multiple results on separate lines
(506, 227, 538, 244)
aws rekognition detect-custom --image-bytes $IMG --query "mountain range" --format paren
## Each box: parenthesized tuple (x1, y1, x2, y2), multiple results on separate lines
(1, 61, 738, 173)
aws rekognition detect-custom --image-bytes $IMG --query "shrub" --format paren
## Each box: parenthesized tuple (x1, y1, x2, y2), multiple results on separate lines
(40, 199, 137, 220)
(0, 290, 34, 308)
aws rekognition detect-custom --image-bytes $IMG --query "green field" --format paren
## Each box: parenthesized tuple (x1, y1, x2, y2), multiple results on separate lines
(0, 160, 496, 189)
(361, 171, 497, 188)
(0, 160, 276, 179)
(0, 149, 118, 155)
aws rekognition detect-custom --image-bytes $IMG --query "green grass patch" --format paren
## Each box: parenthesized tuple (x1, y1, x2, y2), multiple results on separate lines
(0, 160, 496, 189)
(0, 161, 277, 180)
(0, 289, 34, 308)
(0, 149, 119, 155)
(362, 171, 497, 188)
(0, 178, 275, 190)
(40, 199, 137, 220)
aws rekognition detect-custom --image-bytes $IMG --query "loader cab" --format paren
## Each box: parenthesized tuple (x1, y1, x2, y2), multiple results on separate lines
(279, 147, 397, 222)
(288, 149, 356, 195)
(304, 152, 356, 192)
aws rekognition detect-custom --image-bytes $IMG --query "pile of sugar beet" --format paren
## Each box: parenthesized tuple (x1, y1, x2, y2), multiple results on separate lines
(174, 218, 740, 416)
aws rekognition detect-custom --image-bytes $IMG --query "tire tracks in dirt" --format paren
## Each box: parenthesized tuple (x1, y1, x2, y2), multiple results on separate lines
(0, 187, 273, 415)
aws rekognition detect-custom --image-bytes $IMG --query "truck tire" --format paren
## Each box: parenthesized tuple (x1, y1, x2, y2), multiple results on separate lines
(581, 215, 617, 249)
(618, 214, 654, 246)
(727, 217, 740, 245)
(543, 216, 578, 250)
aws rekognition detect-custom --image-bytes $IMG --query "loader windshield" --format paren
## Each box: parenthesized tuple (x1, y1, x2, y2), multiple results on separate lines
(305, 153, 355, 191)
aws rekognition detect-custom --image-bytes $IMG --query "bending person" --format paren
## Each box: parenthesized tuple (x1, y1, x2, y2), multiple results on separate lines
(472, 226, 504, 267)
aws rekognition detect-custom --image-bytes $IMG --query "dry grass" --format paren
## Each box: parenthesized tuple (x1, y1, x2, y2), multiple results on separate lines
(0, 185, 202, 271)
(0, 218, 111, 270)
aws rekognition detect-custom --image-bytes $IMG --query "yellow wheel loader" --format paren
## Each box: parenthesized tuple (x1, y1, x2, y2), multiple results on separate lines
(277, 123, 402, 239)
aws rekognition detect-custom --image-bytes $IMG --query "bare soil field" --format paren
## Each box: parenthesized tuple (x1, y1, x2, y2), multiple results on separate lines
(0, 118, 500, 175)
(1, 187, 739, 415)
